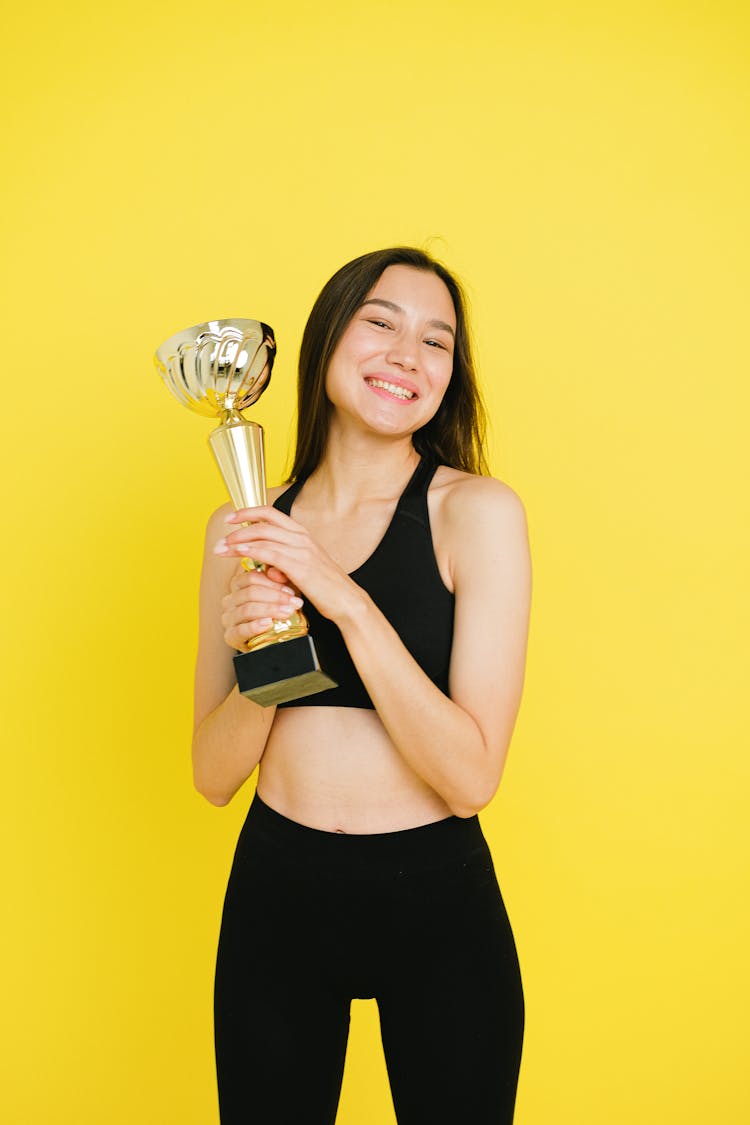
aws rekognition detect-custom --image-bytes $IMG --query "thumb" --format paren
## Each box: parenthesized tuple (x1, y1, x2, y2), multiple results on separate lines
(265, 565, 293, 586)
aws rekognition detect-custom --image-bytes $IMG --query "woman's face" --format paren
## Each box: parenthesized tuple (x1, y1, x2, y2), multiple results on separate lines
(325, 264, 456, 437)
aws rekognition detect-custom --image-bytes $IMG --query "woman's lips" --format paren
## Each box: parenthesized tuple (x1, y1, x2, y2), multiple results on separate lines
(364, 375, 419, 402)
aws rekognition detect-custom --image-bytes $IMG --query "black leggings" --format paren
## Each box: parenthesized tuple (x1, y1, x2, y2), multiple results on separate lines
(214, 792, 524, 1124)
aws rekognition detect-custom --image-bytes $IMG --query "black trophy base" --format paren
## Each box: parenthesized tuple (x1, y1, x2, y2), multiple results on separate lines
(233, 634, 337, 707)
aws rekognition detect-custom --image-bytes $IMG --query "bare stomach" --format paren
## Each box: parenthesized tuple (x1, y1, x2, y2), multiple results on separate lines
(256, 707, 454, 834)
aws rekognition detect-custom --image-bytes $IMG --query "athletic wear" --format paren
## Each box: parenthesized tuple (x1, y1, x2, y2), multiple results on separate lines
(214, 792, 525, 1125)
(215, 457, 525, 1122)
(273, 456, 454, 709)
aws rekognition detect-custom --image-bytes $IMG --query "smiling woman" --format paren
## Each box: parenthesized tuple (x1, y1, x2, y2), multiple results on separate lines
(193, 246, 532, 1124)
(324, 267, 455, 437)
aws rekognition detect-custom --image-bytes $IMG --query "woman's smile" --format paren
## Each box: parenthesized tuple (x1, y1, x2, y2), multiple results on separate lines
(363, 374, 419, 402)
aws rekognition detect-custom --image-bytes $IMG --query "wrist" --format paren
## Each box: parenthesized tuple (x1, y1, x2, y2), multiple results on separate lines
(334, 582, 374, 635)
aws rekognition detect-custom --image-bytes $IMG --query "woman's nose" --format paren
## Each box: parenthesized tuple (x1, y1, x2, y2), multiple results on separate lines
(386, 333, 418, 371)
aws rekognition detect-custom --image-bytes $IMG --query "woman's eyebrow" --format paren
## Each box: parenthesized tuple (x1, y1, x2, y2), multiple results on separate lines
(361, 298, 455, 339)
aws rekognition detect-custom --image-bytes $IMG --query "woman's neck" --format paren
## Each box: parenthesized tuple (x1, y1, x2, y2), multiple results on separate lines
(302, 431, 421, 514)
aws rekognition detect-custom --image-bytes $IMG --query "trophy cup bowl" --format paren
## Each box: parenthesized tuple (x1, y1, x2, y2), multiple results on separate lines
(155, 318, 337, 706)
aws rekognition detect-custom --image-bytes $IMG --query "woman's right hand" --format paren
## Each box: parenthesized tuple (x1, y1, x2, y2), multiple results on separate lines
(220, 563, 305, 651)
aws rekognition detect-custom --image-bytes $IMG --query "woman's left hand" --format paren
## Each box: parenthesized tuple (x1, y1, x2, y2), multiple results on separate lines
(213, 506, 364, 624)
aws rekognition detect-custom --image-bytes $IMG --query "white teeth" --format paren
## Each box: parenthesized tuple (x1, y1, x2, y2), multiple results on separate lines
(366, 378, 415, 399)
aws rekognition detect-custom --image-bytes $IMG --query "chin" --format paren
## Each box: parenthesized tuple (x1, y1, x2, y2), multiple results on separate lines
(367, 412, 418, 436)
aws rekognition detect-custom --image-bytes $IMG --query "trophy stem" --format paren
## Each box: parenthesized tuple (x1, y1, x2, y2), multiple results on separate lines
(209, 416, 309, 656)
(208, 417, 267, 509)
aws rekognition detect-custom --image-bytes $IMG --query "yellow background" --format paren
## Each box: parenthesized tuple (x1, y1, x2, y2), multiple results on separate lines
(2, 1, 748, 1121)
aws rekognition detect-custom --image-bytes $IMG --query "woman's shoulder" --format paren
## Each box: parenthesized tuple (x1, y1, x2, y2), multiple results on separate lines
(431, 467, 530, 590)
(432, 464, 527, 522)
(268, 482, 292, 504)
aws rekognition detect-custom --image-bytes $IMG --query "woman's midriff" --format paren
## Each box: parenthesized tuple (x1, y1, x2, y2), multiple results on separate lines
(256, 706, 454, 834)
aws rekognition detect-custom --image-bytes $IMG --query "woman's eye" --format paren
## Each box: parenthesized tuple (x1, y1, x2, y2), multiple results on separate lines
(425, 338, 447, 350)
(367, 319, 391, 329)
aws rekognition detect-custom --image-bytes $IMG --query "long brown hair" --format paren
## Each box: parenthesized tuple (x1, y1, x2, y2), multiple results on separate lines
(288, 247, 488, 481)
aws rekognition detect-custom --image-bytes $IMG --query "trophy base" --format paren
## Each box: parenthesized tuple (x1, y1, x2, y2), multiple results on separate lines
(233, 634, 337, 707)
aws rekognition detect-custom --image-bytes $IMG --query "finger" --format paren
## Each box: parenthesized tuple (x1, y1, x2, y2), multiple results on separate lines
(228, 618, 274, 646)
(222, 520, 305, 550)
(229, 565, 295, 592)
(224, 579, 304, 610)
(229, 607, 304, 643)
(265, 565, 295, 587)
(228, 578, 299, 607)
(216, 541, 301, 575)
(224, 595, 303, 625)
(229, 568, 291, 593)
(225, 505, 298, 528)
(214, 529, 293, 557)
(246, 620, 274, 638)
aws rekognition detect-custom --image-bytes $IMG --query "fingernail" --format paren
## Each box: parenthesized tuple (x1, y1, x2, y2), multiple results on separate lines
(290, 596, 304, 608)
(281, 586, 295, 594)
(224, 512, 238, 523)
(213, 538, 229, 554)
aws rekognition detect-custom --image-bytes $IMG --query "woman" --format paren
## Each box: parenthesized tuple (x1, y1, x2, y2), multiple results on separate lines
(193, 247, 532, 1124)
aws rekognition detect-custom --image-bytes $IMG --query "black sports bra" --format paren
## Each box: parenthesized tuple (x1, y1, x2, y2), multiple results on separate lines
(273, 456, 455, 709)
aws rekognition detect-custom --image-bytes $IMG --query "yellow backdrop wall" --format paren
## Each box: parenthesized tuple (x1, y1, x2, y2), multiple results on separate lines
(2, 1, 748, 1121)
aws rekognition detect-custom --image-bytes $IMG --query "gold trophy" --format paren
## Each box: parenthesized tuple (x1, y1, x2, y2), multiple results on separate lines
(155, 318, 337, 706)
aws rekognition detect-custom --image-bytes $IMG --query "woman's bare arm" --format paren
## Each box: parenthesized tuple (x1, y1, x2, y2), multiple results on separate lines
(337, 477, 532, 815)
(191, 505, 277, 805)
